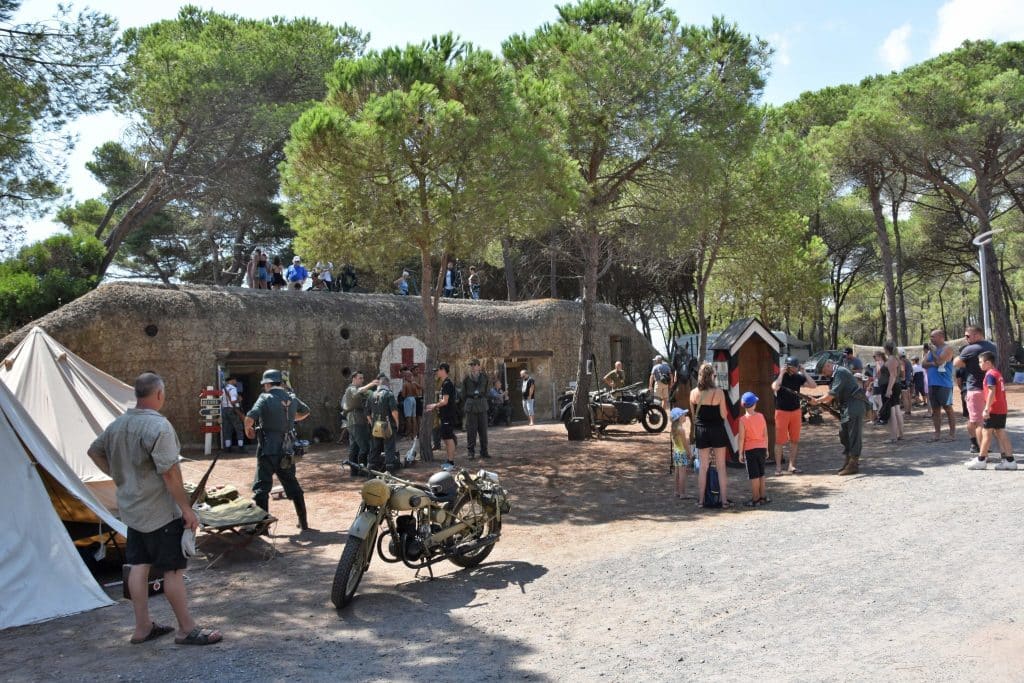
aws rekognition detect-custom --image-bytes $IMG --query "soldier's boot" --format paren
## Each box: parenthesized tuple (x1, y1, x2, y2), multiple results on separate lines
(836, 454, 851, 474)
(838, 457, 859, 476)
(293, 493, 310, 530)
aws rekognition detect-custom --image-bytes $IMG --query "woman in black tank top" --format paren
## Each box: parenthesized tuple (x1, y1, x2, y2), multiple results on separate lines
(689, 363, 732, 508)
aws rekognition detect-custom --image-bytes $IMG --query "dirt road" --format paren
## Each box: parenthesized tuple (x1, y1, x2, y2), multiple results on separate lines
(3, 389, 1023, 681)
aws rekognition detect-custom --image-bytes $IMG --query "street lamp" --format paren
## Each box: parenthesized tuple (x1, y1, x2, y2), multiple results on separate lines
(972, 229, 1003, 339)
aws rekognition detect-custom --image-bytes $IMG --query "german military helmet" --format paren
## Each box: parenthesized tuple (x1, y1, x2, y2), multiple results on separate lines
(261, 369, 283, 384)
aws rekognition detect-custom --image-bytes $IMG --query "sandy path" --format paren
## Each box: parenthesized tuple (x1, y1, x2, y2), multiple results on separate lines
(2, 391, 1022, 681)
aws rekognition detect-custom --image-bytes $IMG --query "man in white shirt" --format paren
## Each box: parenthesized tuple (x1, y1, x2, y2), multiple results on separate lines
(220, 377, 245, 453)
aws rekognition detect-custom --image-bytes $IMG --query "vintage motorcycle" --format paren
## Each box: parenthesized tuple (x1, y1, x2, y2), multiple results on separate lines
(558, 381, 668, 434)
(331, 461, 511, 608)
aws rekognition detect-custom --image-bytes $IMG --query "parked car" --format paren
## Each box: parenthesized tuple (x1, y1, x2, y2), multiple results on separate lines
(804, 350, 845, 382)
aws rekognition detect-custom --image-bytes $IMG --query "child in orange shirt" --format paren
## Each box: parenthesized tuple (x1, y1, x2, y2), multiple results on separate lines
(737, 392, 770, 506)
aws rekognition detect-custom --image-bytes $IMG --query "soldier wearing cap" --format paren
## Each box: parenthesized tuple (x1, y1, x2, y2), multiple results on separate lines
(244, 369, 311, 529)
(462, 358, 491, 459)
(810, 357, 868, 476)
(771, 356, 817, 475)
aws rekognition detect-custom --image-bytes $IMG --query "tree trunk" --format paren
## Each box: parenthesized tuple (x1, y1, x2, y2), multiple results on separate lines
(207, 216, 222, 286)
(571, 230, 600, 429)
(890, 202, 908, 345)
(500, 236, 517, 301)
(548, 234, 558, 299)
(867, 184, 899, 344)
(974, 181, 1014, 375)
(418, 247, 441, 461)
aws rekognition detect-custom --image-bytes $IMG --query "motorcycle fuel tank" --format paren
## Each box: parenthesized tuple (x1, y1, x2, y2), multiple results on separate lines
(389, 485, 426, 510)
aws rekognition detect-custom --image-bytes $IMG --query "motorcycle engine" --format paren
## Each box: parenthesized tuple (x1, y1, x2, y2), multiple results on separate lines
(391, 514, 426, 561)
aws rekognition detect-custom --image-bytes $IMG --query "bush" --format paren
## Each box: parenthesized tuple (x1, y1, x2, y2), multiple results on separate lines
(0, 233, 104, 332)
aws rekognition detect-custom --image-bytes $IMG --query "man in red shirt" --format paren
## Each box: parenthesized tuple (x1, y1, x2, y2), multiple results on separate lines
(966, 351, 1015, 470)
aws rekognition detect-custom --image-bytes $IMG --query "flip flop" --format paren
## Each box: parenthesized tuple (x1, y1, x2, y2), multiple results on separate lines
(788, 468, 802, 474)
(743, 499, 757, 507)
(130, 623, 174, 645)
(758, 497, 772, 505)
(175, 627, 223, 646)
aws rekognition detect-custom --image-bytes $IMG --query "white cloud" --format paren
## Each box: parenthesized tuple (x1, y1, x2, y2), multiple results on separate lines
(768, 32, 791, 68)
(879, 24, 913, 70)
(931, 0, 1024, 55)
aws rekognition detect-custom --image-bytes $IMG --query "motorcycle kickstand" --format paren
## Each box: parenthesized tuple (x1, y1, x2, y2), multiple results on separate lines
(414, 560, 435, 581)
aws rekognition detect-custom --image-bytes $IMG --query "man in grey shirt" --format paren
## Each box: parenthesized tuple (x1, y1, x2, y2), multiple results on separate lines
(89, 372, 222, 646)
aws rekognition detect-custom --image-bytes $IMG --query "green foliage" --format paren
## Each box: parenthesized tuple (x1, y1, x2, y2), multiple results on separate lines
(282, 34, 568, 279)
(80, 8, 367, 279)
(0, 232, 104, 331)
(0, 0, 119, 246)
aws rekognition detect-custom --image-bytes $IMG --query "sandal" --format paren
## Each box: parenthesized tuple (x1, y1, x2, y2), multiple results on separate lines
(758, 497, 772, 505)
(788, 468, 802, 474)
(130, 622, 174, 645)
(743, 499, 757, 507)
(721, 501, 732, 509)
(175, 627, 223, 646)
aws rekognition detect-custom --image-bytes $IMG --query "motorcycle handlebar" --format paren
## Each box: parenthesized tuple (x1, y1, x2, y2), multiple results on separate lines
(344, 459, 476, 492)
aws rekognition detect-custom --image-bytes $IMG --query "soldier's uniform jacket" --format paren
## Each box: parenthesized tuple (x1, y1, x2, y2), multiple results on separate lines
(827, 366, 867, 422)
(247, 387, 309, 455)
(343, 383, 373, 423)
(462, 372, 490, 414)
(370, 386, 398, 428)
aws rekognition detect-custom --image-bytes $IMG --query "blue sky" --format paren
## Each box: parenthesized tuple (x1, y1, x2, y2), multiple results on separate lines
(13, 0, 1024, 242)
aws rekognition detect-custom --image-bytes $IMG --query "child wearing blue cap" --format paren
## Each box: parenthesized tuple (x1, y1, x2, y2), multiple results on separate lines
(669, 407, 693, 499)
(738, 392, 770, 506)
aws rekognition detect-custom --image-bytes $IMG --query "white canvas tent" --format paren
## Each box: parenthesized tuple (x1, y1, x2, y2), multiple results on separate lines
(0, 327, 135, 515)
(0, 379, 118, 629)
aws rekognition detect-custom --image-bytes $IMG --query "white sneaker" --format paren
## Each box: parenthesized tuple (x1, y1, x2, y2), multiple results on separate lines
(994, 459, 1018, 471)
(965, 457, 988, 470)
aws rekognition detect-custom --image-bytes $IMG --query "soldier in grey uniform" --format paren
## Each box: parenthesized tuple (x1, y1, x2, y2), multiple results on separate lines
(342, 371, 379, 476)
(462, 358, 491, 459)
(244, 369, 311, 530)
(811, 358, 868, 476)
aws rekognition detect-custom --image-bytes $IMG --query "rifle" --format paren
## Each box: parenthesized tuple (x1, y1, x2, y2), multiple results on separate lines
(779, 386, 841, 419)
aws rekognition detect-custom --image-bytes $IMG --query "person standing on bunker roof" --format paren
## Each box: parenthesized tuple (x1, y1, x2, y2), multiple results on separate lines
(285, 256, 307, 291)
(244, 369, 311, 530)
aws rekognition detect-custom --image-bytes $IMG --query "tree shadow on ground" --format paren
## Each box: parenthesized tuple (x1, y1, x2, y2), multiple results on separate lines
(1, 551, 547, 683)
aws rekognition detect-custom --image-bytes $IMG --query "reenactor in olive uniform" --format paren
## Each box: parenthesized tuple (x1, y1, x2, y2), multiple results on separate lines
(342, 371, 379, 476)
(368, 374, 400, 472)
(244, 369, 311, 530)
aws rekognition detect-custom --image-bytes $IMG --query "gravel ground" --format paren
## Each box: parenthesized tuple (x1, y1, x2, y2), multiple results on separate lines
(2, 390, 1022, 682)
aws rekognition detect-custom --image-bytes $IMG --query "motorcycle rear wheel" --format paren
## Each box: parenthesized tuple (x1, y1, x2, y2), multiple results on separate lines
(641, 405, 668, 433)
(447, 495, 501, 568)
(331, 533, 374, 608)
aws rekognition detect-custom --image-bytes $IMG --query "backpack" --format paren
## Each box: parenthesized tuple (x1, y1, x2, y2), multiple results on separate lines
(703, 465, 722, 508)
(370, 388, 394, 439)
(654, 363, 672, 384)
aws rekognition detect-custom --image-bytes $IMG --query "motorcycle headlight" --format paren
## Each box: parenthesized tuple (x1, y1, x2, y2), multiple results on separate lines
(361, 479, 390, 507)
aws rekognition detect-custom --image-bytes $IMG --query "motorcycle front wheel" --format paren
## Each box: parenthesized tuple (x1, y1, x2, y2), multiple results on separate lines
(447, 495, 501, 569)
(331, 532, 375, 608)
(641, 405, 668, 433)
